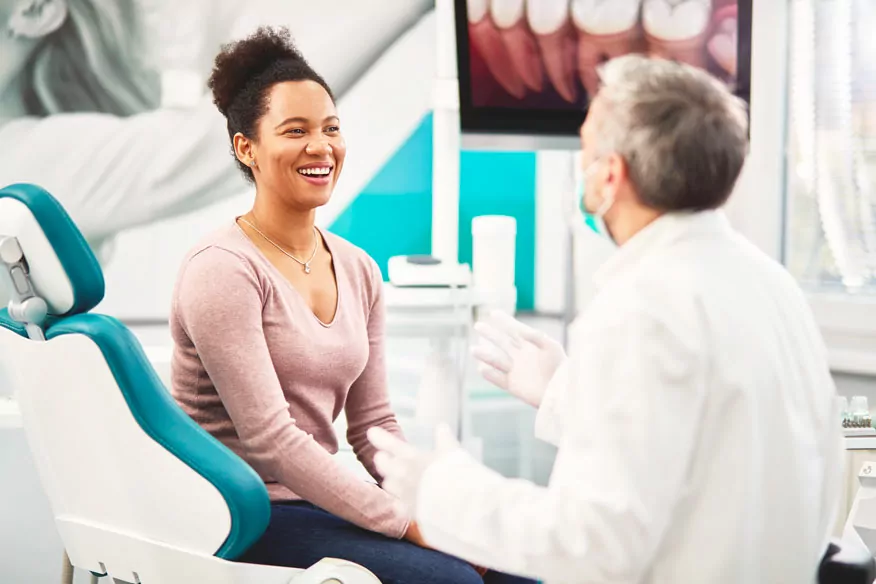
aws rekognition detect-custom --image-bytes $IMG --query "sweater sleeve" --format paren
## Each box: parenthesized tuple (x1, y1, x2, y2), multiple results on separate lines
(344, 258, 406, 482)
(175, 247, 410, 538)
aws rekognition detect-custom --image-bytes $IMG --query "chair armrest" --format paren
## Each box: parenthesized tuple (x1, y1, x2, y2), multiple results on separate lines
(287, 558, 381, 584)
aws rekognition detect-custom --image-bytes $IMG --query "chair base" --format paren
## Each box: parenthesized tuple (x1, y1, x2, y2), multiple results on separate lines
(58, 518, 381, 584)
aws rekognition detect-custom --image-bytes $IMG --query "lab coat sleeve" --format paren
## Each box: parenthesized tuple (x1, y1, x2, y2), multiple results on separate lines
(1, 97, 248, 243)
(415, 312, 706, 583)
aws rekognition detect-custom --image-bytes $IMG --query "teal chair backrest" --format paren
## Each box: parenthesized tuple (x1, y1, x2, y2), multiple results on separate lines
(0, 183, 270, 560)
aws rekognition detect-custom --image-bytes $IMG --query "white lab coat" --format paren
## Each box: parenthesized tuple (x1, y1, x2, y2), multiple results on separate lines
(416, 210, 844, 584)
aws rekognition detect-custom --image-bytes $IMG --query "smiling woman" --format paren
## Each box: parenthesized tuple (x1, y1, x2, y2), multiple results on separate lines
(168, 25, 535, 584)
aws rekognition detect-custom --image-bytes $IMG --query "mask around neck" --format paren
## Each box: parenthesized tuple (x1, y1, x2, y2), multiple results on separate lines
(576, 176, 617, 245)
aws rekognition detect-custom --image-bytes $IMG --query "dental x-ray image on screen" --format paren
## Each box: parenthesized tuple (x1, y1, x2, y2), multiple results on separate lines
(456, 0, 751, 136)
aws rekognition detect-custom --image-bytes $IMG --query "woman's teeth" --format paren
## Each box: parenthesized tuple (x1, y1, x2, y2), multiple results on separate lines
(299, 167, 331, 176)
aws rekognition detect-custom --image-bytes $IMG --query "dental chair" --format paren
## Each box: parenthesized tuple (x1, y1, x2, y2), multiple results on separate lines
(0, 183, 379, 584)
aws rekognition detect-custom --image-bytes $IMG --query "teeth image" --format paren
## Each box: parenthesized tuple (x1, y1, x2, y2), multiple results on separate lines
(468, 0, 489, 23)
(527, 0, 578, 103)
(571, 0, 643, 36)
(572, 0, 646, 96)
(643, 0, 711, 41)
(468, 13, 527, 98)
(492, 0, 544, 92)
(527, 0, 571, 35)
(490, 0, 525, 29)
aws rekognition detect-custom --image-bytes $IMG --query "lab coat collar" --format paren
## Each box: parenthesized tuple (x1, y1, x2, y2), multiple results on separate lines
(593, 210, 732, 289)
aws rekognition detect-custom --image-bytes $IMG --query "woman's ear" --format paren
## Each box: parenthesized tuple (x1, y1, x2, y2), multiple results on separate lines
(8, 0, 69, 40)
(233, 132, 256, 168)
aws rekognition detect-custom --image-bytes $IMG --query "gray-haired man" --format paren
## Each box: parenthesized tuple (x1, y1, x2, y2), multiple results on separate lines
(369, 55, 842, 584)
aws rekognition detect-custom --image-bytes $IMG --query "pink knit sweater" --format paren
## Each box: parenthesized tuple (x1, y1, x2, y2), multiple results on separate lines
(169, 222, 409, 538)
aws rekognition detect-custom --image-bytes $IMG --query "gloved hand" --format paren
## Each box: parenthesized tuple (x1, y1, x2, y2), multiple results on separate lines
(471, 310, 567, 408)
(370, 426, 493, 578)
(368, 424, 461, 518)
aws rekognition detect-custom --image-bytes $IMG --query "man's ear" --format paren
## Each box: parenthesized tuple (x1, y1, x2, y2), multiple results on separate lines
(8, 0, 69, 40)
(596, 152, 628, 205)
(605, 152, 631, 192)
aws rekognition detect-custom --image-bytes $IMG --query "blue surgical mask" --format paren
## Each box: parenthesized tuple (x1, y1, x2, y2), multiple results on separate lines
(576, 160, 616, 243)
(576, 179, 601, 234)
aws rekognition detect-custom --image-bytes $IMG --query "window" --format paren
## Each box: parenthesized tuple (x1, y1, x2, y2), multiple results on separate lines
(784, 0, 876, 294)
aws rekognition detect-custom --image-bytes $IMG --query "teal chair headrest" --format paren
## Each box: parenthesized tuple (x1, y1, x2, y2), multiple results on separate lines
(0, 183, 105, 316)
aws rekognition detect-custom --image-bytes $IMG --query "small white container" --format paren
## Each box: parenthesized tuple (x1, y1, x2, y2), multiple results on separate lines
(471, 215, 517, 314)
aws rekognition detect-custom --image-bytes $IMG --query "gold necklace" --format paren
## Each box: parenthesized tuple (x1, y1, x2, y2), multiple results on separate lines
(238, 217, 319, 274)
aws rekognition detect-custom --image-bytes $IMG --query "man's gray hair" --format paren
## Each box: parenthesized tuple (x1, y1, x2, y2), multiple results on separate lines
(594, 55, 749, 211)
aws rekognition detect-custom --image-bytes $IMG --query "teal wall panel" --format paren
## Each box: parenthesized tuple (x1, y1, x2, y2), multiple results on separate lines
(458, 151, 536, 310)
(330, 116, 434, 277)
(330, 113, 537, 310)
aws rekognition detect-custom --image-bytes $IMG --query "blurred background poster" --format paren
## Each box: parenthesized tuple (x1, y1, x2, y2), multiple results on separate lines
(0, 0, 435, 320)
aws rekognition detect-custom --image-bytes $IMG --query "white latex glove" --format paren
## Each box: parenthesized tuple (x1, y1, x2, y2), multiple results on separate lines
(368, 424, 461, 515)
(471, 310, 567, 407)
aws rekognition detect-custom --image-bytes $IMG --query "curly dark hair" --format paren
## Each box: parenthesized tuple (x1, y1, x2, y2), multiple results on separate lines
(207, 26, 335, 182)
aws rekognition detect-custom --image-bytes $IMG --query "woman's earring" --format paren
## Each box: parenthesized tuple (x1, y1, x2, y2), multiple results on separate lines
(250, 160, 256, 168)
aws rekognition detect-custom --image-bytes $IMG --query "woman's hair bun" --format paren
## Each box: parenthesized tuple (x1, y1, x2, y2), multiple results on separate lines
(208, 26, 305, 116)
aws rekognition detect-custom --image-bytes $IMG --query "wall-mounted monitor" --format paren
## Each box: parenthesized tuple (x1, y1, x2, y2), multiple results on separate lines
(455, 0, 752, 150)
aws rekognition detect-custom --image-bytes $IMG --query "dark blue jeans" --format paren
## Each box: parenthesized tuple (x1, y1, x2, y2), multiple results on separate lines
(238, 501, 537, 584)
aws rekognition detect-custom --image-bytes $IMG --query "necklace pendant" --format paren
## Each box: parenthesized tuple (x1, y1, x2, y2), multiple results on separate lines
(304, 263, 311, 274)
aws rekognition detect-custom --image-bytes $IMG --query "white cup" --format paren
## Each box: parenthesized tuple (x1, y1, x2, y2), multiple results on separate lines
(472, 215, 517, 313)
